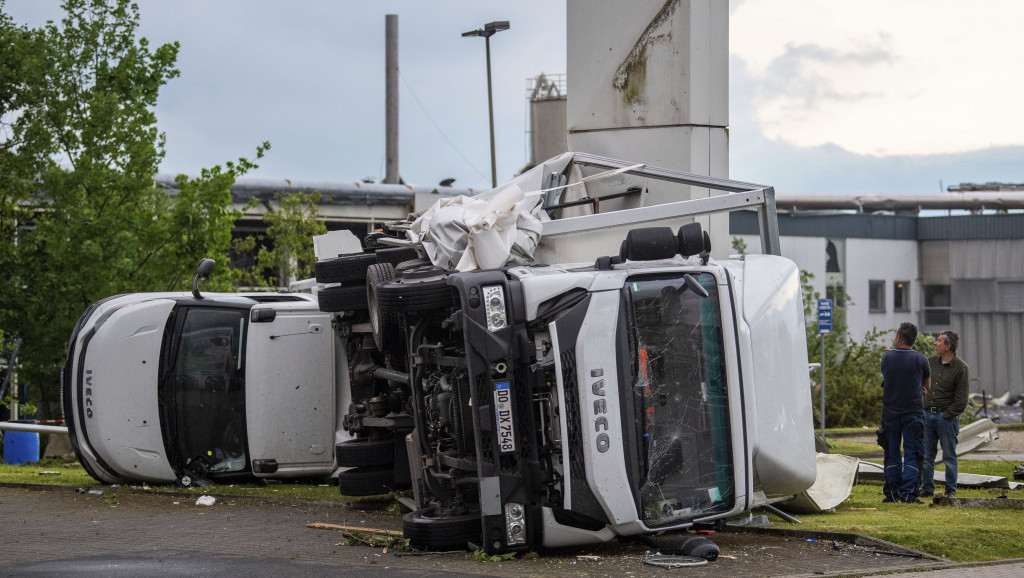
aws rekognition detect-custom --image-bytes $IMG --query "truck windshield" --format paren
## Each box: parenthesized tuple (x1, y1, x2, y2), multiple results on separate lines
(160, 306, 249, 477)
(627, 272, 734, 527)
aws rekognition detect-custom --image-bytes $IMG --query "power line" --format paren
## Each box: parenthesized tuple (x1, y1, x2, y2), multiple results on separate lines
(398, 72, 489, 184)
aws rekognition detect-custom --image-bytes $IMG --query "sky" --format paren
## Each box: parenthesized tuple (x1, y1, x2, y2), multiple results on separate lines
(4, 0, 1023, 194)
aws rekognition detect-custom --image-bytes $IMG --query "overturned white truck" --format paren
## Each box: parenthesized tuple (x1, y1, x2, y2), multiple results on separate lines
(64, 153, 816, 553)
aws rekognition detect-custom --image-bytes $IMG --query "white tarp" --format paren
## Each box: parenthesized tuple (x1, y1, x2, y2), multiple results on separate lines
(408, 153, 575, 272)
(407, 153, 656, 271)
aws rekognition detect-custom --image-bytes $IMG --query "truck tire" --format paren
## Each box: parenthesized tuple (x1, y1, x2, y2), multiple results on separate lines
(402, 507, 482, 550)
(376, 247, 420, 268)
(395, 257, 432, 271)
(335, 438, 395, 469)
(318, 284, 369, 312)
(337, 466, 394, 496)
(315, 253, 376, 284)
(366, 263, 403, 353)
(375, 277, 454, 313)
(620, 227, 677, 261)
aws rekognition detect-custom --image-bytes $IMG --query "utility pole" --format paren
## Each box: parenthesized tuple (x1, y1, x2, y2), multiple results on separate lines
(384, 14, 399, 184)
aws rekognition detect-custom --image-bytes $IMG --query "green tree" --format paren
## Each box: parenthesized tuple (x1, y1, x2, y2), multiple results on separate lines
(234, 191, 326, 289)
(802, 270, 936, 428)
(0, 0, 264, 416)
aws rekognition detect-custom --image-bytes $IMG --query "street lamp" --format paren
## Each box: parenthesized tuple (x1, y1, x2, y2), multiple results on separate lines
(462, 20, 509, 188)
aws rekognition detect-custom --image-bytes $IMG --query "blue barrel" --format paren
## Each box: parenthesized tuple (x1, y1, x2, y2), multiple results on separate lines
(3, 421, 40, 465)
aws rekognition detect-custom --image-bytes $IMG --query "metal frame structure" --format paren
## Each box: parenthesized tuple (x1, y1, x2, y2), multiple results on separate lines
(540, 153, 781, 256)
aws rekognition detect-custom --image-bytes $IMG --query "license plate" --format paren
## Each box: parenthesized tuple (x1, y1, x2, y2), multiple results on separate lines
(493, 381, 516, 453)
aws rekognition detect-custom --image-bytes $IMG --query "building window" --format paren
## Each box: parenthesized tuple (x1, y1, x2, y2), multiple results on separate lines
(869, 280, 886, 312)
(893, 281, 911, 312)
(825, 239, 846, 308)
(998, 281, 1024, 312)
(923, 284, 951, 326)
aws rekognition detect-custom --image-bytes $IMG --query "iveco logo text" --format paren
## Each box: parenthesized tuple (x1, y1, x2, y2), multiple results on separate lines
(84, 369, 95, 419)
(591, 368, 610, 453)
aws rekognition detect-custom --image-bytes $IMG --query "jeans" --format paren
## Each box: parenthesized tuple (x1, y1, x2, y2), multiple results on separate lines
(921, 411, 959, 495)
(882, 412, 925, 501)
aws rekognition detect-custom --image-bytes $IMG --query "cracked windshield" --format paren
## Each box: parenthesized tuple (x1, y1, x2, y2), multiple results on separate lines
(628, 272, 734, 527)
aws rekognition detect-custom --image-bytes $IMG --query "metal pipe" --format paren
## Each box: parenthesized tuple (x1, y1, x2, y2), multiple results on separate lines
(775, 192, 1024, 212)
(485, 34, 497, 188)
(372, 366, 410, 385)
(0, 422, 69, 435)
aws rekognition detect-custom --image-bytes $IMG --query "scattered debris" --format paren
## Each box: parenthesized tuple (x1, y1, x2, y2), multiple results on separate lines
(779, 453, 860, 514)
(643, 555, 707, 568)
(88, 490, 103, 495)
(831, 541, 923, 559)
(195, 495, 216, 507)
(576, 555, 601, 561)
(859, 461, 1023, 489)
(726, 514, 772, 528)
(932, 495, 1024, 509)
(473, 550, 517, 562)
(308, 522, 408, 553)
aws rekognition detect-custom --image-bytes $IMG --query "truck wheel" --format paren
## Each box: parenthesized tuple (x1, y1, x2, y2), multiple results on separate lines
(376, 247, 420, 268)
(315, 253, 376, 284)
(402, 507, 482, 550)
(620, 227, 677, 261)
(367, 263, 403, 353)
(337, 466, 395, 496)
(335, 438, 395, 469)
(395, 257, 432, 271)
(318, 284, 369, 312)
(376, 269, 454, 313)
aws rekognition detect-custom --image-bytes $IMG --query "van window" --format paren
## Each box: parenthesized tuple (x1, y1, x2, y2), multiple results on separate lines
(160, 307, 249, 476)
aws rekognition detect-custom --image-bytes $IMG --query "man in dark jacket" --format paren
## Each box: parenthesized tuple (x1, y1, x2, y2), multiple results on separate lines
(920, 330, 970, 498)
(880, 322, 931, 503)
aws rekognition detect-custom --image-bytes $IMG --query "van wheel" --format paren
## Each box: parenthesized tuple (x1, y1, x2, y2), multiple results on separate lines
(337, 466, 394, 496)
(315, 253, 377, 284)
(402, 507, 482, 550)
(318, 284, 369, 312)
(367, 263, 403, 353)
(335, 438, 395, 469)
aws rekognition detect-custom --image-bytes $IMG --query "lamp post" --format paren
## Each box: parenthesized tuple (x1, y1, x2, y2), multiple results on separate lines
(462, 20, 509, 188)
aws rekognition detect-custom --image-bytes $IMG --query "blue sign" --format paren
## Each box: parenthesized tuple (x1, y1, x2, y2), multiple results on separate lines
(817, 298, 833, 334)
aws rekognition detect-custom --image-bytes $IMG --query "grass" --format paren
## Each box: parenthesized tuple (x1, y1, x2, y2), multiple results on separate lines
(764, 457, 1024, 562)
(0, 458, 376, 503)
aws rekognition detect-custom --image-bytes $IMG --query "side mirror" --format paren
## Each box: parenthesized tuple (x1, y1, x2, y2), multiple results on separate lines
(192, 258, 216, 300)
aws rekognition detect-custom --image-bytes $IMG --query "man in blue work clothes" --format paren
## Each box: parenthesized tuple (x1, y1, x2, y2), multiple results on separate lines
(880, 322, 931, 503)
(920, 330, 970, 498)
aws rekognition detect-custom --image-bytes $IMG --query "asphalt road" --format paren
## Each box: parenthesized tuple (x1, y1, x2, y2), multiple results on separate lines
(0, 484, 960, 578)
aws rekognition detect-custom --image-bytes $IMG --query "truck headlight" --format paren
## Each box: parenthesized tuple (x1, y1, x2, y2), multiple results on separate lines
(483, 285, 507, 331)
(504, 502, 527, 545)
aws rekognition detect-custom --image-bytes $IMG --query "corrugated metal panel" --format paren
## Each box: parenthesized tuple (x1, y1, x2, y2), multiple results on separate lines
(919, 214, 1024, 240)
(950, 240, 1024, 278)
(731, 211, 1024, 241)
(920, 241, 950, 284)
(999, 281, 1024, 312)
(729, 211, 917, 239)
(953, 312, 1024, 397)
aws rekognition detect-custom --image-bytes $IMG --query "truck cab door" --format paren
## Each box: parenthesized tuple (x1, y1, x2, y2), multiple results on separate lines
(244, 307, 335, 477)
